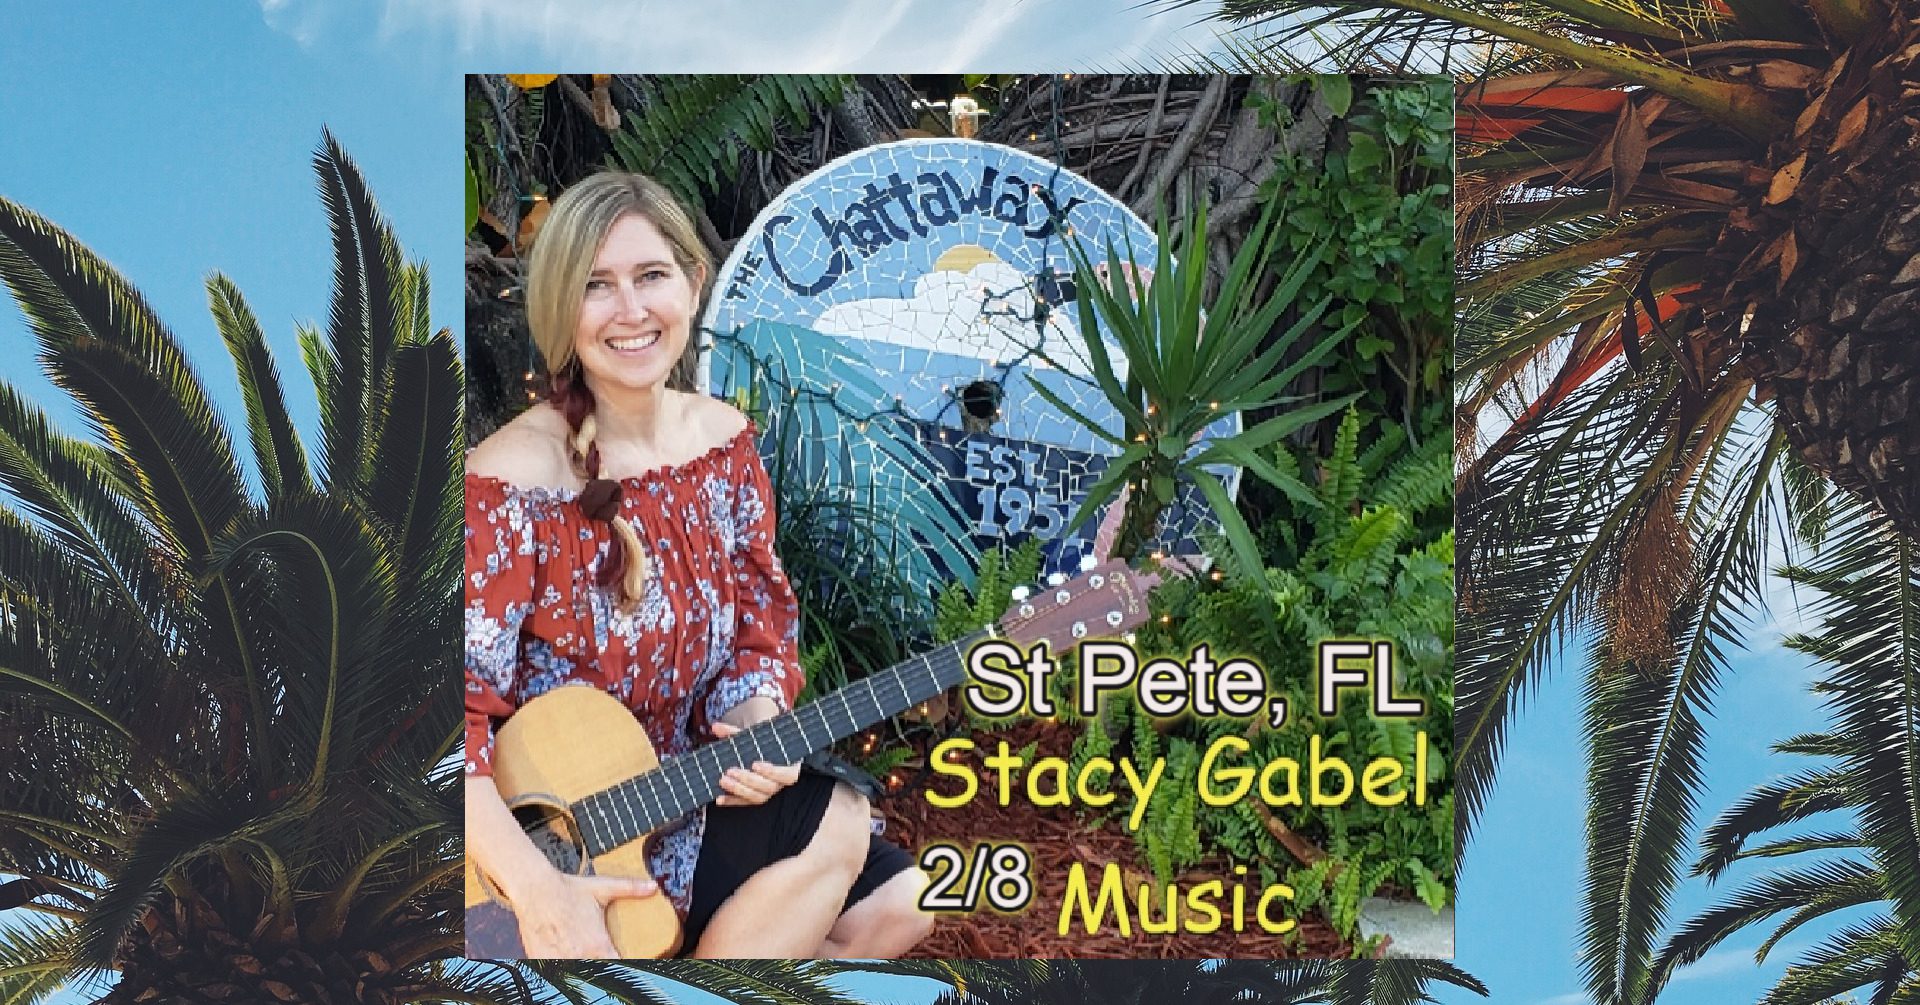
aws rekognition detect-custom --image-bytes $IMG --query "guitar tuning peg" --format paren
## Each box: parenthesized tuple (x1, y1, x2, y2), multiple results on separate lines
(1010, 586, 1031, 603)
(1079, 554, 1098, 573)
(1047, 572, 1067, 587)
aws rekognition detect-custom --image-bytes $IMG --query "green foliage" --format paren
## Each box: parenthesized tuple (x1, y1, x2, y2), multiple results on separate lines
(1248, 78, 1453, 454)
(909, 958, 1485, 1005)
(776, 475, 927, 703)
(0, 134, 462, 999)
(1644, 495, 1919, 1005)
(859, 741, 920, 783)
(1038, 189, 1362, 580)
(930, 81, 1457, 941)
(935, 540, 1043, 644)
(606, 75, 859, 208)
(1108, 407, 1454, 938)
(932, 541, 1047, 732)
(465, 155, 480, 234)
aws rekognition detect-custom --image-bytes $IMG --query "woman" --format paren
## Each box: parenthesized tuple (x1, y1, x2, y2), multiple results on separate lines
(464, 172, 932, 958)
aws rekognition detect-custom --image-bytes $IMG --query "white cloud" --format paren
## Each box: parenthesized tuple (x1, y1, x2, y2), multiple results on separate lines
(1670, 944, 1763, 982)
(365, 0, 1236, 70)
(808, 260, 1123, 379)
(258, 0, 328, 46)
(1530, 992, 1589, 1005)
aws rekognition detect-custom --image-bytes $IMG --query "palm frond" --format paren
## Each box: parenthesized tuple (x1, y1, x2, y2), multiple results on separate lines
(0, 913, 93, 1005)
(0, 195, 249, 564)
(1325, 959, 1490, 1005)
(0, 381, 161, 623)
(1758, 917, 1906, 1005)
(365, 332, 462, 583)
(1772, 501, 1920, 956)
(1652, 490, 1920, 1003)
(0, 129, 465, 1002)
(1579, 417, 1780, 1004)
(1649, 857, 1882, 991)
(312, 129, 401, 496)
(208, 273, 313, 502)
(1693, 767, 1860, 879)
(204, 494, 403, 790)
(606, 76, 859, 208)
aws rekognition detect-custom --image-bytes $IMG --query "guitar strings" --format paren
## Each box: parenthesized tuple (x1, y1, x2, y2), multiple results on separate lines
(567, 571, 1131, 858)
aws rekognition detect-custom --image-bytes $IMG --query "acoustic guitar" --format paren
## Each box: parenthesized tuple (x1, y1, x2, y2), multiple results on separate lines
(463, 558, 1154, 958)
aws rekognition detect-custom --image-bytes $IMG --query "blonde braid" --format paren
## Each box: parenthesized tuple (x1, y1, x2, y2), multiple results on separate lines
(555, 375, 649, 614)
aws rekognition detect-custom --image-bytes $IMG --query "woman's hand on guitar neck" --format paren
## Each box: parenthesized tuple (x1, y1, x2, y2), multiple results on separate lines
(508, 868, 659, 958)
(710, 719, 801, 807)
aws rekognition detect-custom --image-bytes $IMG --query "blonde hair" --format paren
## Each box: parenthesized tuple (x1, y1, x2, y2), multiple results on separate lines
(524, 172, 713, 379)
(522, 172, 714, 612)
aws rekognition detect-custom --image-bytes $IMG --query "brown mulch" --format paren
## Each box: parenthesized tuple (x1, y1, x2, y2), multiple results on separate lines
(872, 718, 1351, 959)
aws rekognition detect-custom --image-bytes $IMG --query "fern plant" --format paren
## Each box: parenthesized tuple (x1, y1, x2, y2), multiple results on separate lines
(606, 75, 859, 208)
(1109, 409, 1455, 938)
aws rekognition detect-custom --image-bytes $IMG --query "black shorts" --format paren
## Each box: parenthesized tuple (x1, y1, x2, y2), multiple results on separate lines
(680, 771, 914, 953)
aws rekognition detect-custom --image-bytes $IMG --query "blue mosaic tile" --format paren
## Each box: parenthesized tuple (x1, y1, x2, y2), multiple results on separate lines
(701, 139, 1238, 589)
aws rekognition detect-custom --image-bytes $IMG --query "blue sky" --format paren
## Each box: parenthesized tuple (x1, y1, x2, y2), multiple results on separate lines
(0, 5, 1862, 1005)
(0, 1, 464, 441)
(1437, 616, 1846, 1005)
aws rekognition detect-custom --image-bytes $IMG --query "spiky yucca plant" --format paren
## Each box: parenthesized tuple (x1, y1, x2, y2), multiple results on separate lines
(0, 133, 462, 1004)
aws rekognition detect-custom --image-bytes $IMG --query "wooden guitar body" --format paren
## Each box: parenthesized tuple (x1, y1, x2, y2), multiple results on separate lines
(461, 558, 1153, 960)
(463, 685, 682, 959)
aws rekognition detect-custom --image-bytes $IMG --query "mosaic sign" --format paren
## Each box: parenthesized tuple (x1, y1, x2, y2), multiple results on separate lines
(701, 139, 1236, 584)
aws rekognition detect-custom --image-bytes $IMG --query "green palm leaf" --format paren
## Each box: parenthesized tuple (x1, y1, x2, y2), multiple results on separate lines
(1646, 491, 1920, 1004)
(0, 132, 460, 1001)
(312, 129, 400, 495)
(209, 273, 313, 501)
(0, 382, 159, 619)
(366, 333, 462, 584)
(0, 196, 249, 560)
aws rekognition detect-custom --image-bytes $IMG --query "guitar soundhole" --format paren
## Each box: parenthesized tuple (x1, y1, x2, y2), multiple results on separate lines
(516, 808, 591, 876)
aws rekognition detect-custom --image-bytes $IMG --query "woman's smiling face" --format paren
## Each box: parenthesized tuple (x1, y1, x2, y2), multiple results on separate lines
(572, 212, 701, 396)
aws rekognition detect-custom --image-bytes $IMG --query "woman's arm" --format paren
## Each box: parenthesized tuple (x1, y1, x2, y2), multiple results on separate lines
(466, 777, 657, 958)
(464, 474, 654, 957)
(719, 695, 782, 730)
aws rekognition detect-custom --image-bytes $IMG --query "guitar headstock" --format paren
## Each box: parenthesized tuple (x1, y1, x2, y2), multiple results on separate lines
(995, 557, 1157, 653)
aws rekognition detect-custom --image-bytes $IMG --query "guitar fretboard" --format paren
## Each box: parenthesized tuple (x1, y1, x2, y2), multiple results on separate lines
(572, 629, 992, 857)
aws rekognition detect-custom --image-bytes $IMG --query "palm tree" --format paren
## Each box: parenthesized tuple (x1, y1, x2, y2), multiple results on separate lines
(1647, 493, 1917, 1005)
(914, 959, 1486, 1005)
(441, 960, 982, 1005)
(1163, 1, 1913, 1001)
(0, 131, 1018, 1005)
(0, 132, 462, 1003)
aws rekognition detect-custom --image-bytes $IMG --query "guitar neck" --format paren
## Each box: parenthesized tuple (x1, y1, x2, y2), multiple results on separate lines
(573, 629, 992, 856)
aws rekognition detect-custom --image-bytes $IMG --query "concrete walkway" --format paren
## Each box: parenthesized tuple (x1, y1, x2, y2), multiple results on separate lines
(1359, 897, 1455, 958)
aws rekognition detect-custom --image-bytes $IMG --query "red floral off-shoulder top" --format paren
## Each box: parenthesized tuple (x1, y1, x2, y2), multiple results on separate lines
(463, 424, 801, 911)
